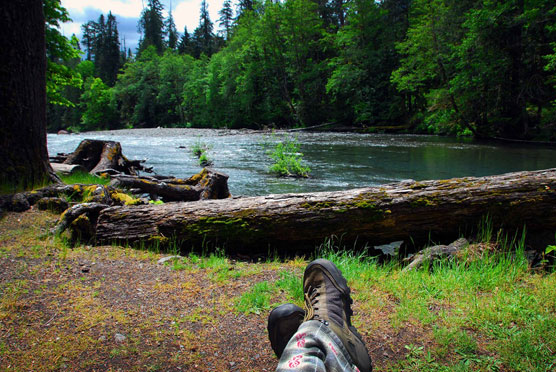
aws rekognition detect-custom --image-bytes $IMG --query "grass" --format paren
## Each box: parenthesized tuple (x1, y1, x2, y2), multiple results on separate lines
(58, 171, 110, 186)
(267, 136, 310, 178)
(1, 210, 555, 371)
(190, 139, 213, 167)
(191, 138, 211, 158)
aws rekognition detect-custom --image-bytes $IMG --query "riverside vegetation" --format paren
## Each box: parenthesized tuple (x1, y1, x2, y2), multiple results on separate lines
(1, 200, 555, 370)
(267, 136, 311, 178)
(46, 0, 556, 141)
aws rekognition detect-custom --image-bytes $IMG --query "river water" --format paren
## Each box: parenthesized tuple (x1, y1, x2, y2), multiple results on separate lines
(47, 128, 556, 196)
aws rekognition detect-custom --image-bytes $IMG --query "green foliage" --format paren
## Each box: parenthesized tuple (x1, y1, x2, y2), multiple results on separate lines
(138, 0, 165, 54)
(50, 0, 556, 139)
(393, 0, 556, 139)
(237, 280, 272, 314)
(44, 0, 83, 107)
(327, 0, 406, 125)
(79, 77, 118, 131)
(191, 139, 210, 157)
(190, 139, 213, 166)
(268, 136, 310, 177)
(58, 171, 110, 186)
(198, 152, 213, 167)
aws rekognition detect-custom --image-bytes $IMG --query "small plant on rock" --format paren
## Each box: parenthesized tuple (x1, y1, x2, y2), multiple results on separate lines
(191, 139, 213, 167)
(268, 136, 310, 178)
(199, 152, 213, 167)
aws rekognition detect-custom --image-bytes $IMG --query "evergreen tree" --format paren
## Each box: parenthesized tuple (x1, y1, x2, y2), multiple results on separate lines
(97, 12, 121, 86)
(236, 0, 254, 21)
(81, 21, 95, 60)
(138, 0, 165, 54)
(178, 26, 191, 55)
(193, 0, 215, 57)
(219, 0, 234, 40)
(165, 10, 179, 50)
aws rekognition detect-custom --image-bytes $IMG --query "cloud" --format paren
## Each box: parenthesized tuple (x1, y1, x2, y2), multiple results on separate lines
(173, 0, 226, 33)
(62, 0, 143, 19)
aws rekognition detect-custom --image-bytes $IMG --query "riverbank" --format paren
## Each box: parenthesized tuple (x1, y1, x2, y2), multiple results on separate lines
(47, 129, 556, 197)
(1, 209, 555, 371)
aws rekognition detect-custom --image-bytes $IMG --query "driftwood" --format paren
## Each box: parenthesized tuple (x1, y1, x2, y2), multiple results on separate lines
(51, 163, 86, 175)
(59, 139, 150, 176)
(87, 168, 556, 253)
(109, 168, 231, 202)
(402, 238, 469, 271)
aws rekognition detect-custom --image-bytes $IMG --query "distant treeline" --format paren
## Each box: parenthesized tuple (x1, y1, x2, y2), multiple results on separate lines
(47, 0, 556, 140)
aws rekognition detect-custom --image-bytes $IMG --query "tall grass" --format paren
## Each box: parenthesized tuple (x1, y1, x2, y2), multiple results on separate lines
(292, 227, 554, 371)
(58, 171, 110, 185)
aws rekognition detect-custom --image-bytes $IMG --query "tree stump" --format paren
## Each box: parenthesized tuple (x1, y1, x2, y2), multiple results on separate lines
(62, 139, 148, 176)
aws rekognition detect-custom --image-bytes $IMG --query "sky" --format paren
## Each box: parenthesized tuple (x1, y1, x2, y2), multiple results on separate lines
(60, 0, 228, 53)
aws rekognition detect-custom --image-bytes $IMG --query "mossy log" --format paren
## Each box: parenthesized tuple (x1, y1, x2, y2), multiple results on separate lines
(109, 168, 231, 202)
(91, 168, 556, 253)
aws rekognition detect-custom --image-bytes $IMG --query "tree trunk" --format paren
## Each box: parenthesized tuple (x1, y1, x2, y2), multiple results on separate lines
(91, 169, 556, 253)
(0, 1, 57, 193)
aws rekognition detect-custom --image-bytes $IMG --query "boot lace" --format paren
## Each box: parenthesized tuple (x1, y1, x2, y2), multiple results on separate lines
(303, 285, 320, 321)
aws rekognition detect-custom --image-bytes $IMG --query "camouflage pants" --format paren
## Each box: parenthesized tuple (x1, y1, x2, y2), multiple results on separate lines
(276, 320, 360, 372)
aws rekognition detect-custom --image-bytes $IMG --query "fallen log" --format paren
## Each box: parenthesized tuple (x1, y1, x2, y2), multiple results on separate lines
(109, 168, 231, 202)
(88, 169, 556, 253)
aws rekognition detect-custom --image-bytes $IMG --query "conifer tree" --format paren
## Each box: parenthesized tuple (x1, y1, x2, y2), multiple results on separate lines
(218, 0, 234, 40)
(236, 0, 254, 21)
(98, 12, 121, 86)
(178, 26, 191, 55)
(138, 0, 165, 54)
(165, 10, 179, 50)
(193, 0, 215, 57)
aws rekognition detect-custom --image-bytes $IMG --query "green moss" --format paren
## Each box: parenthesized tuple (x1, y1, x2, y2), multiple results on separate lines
(181, 216, 262, 242)
(111, 191, 141, 206)
(410, 182, 427, 190)
(411, 197, 438, 207)
(300, 201, 338, 211)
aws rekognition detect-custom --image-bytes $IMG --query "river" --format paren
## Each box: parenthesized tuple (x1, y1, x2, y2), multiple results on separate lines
(47, 128, 556, 196)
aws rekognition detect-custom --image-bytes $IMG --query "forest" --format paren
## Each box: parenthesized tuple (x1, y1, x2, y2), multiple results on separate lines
(47, 0, 556, 140)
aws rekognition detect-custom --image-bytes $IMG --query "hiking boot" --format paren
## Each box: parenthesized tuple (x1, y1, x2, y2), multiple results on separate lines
(303, 259, 373, 372)
(267, 303, 305, 358)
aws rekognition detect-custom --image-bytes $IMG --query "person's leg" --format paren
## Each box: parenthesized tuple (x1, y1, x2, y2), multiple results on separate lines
(302, 259, 372, 372)
(268, 303, 305, 358)
(270, 258, 372, 372)
(276, 319, 360, 372)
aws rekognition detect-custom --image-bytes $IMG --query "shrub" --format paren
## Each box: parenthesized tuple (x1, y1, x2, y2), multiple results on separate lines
(268, 137, 310, 178)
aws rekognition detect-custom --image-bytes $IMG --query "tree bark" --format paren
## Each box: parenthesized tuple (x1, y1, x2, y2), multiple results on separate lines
(63, 139, 149, 176)
(91, 168, 556, 253)
(0, 1, 57, 193)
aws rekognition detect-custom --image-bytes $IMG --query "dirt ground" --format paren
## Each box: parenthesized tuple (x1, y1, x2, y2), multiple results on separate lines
(0, 209, 428, 371)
